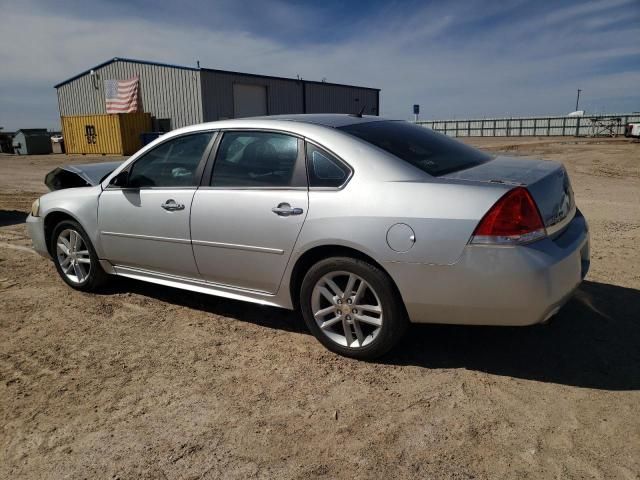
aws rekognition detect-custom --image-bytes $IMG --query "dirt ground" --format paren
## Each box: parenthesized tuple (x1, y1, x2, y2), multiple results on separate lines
(1, 137, 639, 479)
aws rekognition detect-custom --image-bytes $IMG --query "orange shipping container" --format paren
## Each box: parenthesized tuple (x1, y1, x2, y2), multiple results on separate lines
(61, 113, 151, 155)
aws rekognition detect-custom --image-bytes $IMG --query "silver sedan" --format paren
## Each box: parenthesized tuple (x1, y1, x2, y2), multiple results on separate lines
(27, 115, 590, 359)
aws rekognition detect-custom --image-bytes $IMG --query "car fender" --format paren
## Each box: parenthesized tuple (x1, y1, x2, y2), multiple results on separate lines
(39, 186, 103, 255)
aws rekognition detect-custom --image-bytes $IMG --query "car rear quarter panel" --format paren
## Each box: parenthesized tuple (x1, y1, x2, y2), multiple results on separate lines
(295, 179, 509, 267)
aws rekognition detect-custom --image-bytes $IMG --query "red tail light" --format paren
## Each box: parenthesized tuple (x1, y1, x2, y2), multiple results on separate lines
(471, 187, 546, 245)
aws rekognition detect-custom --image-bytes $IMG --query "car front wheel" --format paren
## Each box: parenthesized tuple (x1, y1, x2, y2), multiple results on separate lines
(300, 256, 408, 360)
(51, 219, 108, 291)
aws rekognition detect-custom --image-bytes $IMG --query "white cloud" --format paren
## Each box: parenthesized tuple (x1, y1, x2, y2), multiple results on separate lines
(541, 0, 634, 25)
(0, 0, 638, 130)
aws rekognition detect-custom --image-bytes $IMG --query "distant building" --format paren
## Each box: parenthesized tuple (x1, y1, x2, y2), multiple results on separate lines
(54, 57, 381, 131)
(12, 129, 52, 155)
(0, 130, 15, 153)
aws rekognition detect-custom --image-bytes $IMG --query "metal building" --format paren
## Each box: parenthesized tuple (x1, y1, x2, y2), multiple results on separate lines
(11, 129, 53, 155)
(55, 58, 380, 131)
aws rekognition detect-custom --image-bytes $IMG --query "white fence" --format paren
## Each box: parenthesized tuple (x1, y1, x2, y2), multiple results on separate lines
(417, 113, 640, 137)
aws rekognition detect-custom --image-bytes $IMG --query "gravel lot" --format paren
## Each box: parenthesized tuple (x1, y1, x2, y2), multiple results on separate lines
(1, 137, 639, 479)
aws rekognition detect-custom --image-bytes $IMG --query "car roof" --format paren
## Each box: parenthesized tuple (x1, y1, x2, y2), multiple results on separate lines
(249, 114, 391, 128)
(164, 114, 396, 142)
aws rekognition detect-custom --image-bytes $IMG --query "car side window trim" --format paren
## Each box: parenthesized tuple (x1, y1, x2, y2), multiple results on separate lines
(201, 130, 307, 190)
(106, 130, 218, 190)
(199, 131, 225, 188)
(304, 139, 353, 190)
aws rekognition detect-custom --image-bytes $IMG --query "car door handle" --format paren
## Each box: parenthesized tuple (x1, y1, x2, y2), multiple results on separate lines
(161, 199, 185, 211)
(272, 203, 303, 216)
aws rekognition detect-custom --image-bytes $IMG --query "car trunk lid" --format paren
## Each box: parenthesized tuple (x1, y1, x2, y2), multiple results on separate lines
(441, 156, 575, 233)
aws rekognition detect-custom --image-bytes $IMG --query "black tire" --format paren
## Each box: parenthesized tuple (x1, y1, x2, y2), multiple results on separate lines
(300, 256, 408, 360)
(50, 219, 109, 291)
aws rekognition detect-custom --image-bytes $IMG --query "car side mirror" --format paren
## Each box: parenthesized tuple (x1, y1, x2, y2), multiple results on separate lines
(109, 170, 129, 188)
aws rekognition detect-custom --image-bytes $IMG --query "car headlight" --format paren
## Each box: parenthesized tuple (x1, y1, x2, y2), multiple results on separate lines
(31, 198, 41, 217)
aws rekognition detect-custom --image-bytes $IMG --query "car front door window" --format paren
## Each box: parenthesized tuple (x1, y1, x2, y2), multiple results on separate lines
(127, 132, 214, 188)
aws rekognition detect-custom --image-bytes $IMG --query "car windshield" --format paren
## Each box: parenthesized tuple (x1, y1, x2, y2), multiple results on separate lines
(338, 120, 492, 176)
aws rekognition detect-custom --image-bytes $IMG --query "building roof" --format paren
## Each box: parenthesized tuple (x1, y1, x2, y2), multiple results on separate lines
(54, 57, 381, 92)
(16, 128, 49, 134)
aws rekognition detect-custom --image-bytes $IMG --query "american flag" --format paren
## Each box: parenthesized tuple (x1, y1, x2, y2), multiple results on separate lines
(104, 76, 140, 113)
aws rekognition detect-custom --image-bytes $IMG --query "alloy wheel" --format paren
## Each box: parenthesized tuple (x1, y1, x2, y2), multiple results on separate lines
(311, 271, 384, 348)
(56, 228, 91, 284)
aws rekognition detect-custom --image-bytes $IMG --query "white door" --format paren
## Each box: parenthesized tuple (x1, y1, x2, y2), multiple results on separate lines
(191, 131, 308, 293)
(233, 84, 268, 118)
(98, 132, 215, 277)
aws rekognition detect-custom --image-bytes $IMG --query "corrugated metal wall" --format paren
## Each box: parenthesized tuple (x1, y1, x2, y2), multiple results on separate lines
(57, 59, 381, 127)
(62, 113, 151, 155)
(201, 70, 380, 121)
(304, 83, 379, 115)
(119, 113, 153, 154)
(62, 114, 123, 154)
(200, 70, 304, 121)
(57, 60, 203, 129)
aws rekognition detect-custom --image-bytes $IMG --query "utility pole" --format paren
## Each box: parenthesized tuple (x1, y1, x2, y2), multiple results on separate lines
(575, 89, 582, 111)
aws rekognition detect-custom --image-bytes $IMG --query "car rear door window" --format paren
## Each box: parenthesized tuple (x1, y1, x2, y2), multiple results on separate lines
(128, 132, 213, 188)
(210, 131, 304, 187)
(306, 143, 351, 188)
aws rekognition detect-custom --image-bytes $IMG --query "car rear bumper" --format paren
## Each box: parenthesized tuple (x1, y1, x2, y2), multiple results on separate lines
(26, 214, 50, 258)
(386, 212, 590, 326)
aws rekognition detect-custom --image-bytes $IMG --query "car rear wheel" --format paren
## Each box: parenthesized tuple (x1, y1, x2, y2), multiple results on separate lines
(51, 219, 109, 291)
(300, 257, 408, 360)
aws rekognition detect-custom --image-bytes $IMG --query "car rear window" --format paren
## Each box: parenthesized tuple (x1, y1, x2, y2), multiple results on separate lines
(338, 120, 491, 176)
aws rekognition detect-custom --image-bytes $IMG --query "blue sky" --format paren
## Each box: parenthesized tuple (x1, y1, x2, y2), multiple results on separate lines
(0, 0, 638, 130)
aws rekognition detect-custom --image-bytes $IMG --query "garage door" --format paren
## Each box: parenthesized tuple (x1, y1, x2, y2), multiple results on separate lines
(233, 84, 268, 118)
